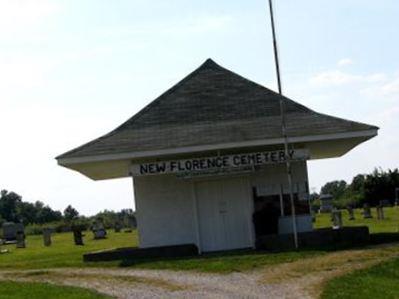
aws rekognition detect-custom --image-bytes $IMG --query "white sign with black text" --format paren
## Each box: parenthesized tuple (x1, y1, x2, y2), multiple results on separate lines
(131, 149, 310, 177)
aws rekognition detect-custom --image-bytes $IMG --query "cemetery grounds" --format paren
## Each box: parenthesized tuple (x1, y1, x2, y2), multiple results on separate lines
(1, 208, 399, 298)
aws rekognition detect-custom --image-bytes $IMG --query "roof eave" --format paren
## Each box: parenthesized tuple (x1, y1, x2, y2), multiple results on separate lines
(57, 129, 378, 167)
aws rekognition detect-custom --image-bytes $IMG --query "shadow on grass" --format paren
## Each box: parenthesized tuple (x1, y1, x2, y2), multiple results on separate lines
(116, 233, 399, 272)
(370, 232, 399, 245)
(118, 248, 261, 267)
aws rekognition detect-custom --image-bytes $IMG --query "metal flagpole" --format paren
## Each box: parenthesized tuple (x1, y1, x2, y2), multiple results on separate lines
(268, 0, 299, 249)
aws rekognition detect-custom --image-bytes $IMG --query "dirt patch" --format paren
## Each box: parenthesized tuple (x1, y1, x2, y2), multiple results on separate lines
(260, 243, 399, 298)
(2, 244, 399, 298)
(4, 269, 187, 292)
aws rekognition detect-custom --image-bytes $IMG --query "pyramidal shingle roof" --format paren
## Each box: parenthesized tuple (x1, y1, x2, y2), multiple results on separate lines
(57, 59, 377, 161)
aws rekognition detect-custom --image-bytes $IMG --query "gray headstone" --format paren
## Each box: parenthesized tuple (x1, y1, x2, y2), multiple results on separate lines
(363, 204, 373, 219)
(93, 229, 107, 239)
(331, 210, 343, 229)
(73, 229, 84, 246)
(114, 221, 122, 233)
(92, 220, 107, 239)
(347, 207, 355, 221)
(0, 239, 9, 254)
(16, 231, 26, 248)
(43, 228, 52, 247)
(377, 206, 385, 220)
(2, 222, 24, 242)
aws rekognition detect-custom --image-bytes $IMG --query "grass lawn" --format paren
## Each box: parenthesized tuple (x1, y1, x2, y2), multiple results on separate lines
(314, 206, 399, 233)
(0, 281, 112, 299)
(0, 229, 326, 273)
(321, 257, 399, 299)
(1, 207, 399, 273)
(0, 231, 138, 270)
(120, 249, 325, 273)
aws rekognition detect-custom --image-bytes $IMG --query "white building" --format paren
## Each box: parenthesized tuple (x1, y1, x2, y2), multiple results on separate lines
(57, 59, 378, 253)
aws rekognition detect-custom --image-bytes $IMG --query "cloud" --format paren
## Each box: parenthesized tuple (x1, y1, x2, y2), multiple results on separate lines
(309, 70, 362, 86)
(309, 70, 389, 88)
(360, 74, 399, 99)
(378, 105, 399, 121)
(381, 77, 399, 96)
(338, 58, 353, 67)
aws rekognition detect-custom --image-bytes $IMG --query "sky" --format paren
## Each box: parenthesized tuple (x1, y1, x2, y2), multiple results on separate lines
(0, 0, 398, 215)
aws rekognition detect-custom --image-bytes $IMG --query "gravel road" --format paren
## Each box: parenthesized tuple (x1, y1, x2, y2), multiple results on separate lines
(0, 267, 309, 299)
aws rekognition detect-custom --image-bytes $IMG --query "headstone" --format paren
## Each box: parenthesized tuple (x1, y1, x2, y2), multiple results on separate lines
(311, 211, 316, 223)
(347, 206, 355, 221)
(380, 200, 391, 207)
(16, 231, 26, 248)
(331, 209, 343, 229)
(93, 229, 107, 239)
(43, 228, 52, 247)
(0, 239, 9, 254)
(2, 222, 24, 243)
(114, 221, 122, 233)
(73, 229, 84, 246)
(319, 194, 334, 213)
(376, 205, 385, 220)
(92, 220, 107, 240)
(363, 204, 373, 219)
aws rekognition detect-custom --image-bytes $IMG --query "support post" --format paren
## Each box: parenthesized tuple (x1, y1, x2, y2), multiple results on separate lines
(268, 0, 298, 249)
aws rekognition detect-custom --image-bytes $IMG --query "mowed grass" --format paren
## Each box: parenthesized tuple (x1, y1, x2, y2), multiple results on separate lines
(314, 206, 399, 233)
(120, 249, 325, 273)
(321, 257, 399, 299)
(0, 231, 138, 270)
(1, 207, 399, 273)
(0, 229, 326, 273)
(0, 281, 112, 299)
(0, 230, 326, 272)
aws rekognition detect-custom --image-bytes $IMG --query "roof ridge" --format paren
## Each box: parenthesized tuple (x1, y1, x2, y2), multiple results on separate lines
(115, 58, 224, 131)
(56, 59, 221, 159)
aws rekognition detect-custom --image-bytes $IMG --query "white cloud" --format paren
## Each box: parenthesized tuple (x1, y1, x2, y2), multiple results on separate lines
(378, 105, 399, 121)
(360, 74, 399, 99)
(337, 58, 353, 67)
(309, 69, 390, 88)
(381, 77, 399, 96)
(309, 70, 362, 86)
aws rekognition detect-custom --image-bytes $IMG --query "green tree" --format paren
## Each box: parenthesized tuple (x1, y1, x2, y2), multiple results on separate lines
(63, 205, 79, 221)
(17, 201, 37, 224)
(0, 190, 22, 222)
(364, 168, 399, 206)
(320, 180, 347, 200)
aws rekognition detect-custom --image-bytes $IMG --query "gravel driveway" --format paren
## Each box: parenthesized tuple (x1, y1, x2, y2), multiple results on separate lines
(0, 267, 308, 299)
(2, 244, 398, 299)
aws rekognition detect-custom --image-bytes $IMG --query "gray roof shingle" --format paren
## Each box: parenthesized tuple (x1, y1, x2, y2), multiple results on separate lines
(57, 59, 377, 160)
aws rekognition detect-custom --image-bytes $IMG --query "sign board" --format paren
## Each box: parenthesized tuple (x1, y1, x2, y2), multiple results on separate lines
(131, 149, 310, 177)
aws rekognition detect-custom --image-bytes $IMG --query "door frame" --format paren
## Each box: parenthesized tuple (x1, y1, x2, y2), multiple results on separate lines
(191, 175, 255, 253)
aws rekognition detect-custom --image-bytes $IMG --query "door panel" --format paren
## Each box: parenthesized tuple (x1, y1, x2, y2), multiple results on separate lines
(196, 177, 252, 252)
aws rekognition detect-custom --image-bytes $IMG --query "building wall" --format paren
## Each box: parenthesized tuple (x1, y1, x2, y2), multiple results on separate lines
(134, 175, 197, 248)
(250, 161, 309, 195)
(133, 161, 309, 249)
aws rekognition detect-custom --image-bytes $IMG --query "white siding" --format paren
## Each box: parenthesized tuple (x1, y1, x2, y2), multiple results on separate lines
(133, 161, 310, 250)
(134, 175, 197, 248)
(250, 161, 308, 193)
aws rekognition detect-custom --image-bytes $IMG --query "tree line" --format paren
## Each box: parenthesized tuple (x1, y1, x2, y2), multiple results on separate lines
(0, 189, 136, 234)
(315, 168, 399, 208)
